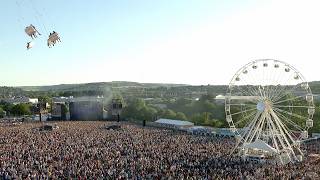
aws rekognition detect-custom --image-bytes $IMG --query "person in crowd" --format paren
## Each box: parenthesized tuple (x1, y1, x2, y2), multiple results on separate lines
(0, 121, 319, 179)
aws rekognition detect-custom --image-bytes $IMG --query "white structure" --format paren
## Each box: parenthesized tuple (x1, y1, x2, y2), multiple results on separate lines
(243, 139, 278, 153)
(187, 126, 213, 135)
(4, 97, 38, 104)
(312, 133, 320, 138)
(155, 118, 194, 129)
(71, 96, 104, 102)
(53, 96, 104, 103)
(52, 96, 72, 103)
(225, 59, 314, 164)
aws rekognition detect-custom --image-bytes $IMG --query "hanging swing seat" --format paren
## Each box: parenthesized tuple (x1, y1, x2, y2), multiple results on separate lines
(47, 32, 61, 48)
(25, 25, 40, 38)
(26, 42, 33, 50)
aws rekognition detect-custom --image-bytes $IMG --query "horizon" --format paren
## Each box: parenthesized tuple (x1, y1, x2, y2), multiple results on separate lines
(1, 0, 320, 86)
(12, 80, 219, 87)
(5, 79, 320, 88)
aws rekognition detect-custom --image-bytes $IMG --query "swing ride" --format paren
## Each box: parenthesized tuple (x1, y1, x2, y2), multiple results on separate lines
(16, 0, 61, 49)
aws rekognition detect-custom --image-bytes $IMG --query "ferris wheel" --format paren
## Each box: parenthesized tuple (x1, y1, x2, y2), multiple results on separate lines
(225, 59, 314, 164)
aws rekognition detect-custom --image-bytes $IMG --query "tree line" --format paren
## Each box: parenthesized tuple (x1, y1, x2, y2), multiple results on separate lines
(122, 95, 227, 128)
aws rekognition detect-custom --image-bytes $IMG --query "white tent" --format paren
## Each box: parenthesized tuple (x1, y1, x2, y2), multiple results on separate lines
(244, 139, 278, 153)
(155, 118, 194, 126)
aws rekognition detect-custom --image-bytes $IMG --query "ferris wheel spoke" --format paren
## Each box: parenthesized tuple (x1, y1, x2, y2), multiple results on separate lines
(248, 85, 263, 98)
(272, 67, 297, 99)
(257, 86, 265, 98)
(272, 95, 305, 105)
(235, 85, 259, 98)
(270, 67, 299, 101)
(248, 88, 260, 99)
(274, 109, 303, 130)
(229, 94, 259, 105)
(268, 118, 288, 150)
(237, 75, 262, 97)
(264, 85, 274, 100)
(228, 97, 257, 105)
(264, 113, 282, 152)
(272, 108, 305, 131)
(270, 85, 291, 102)
(272, 85, 301, 103)
(271, 109, 298, 143)
(269, 110, 296, 149)
(232, 86, 251, 97)
(268, 70, 290, 99)
(268, 85, 283, 101)
(265, 86, 274, 100)
(236, 74, 262, 97)
(242, 111, 262, 144)
(272, 107, 306, 120)
(228, 103, 256, 107)
(248, 112, 267, 143)
(234, 111, 256, 127)
(264, 87, 271, 99)
(273, 105, 309, 108)
(229, 107, 257, 116)
(269, 85, 287, 101)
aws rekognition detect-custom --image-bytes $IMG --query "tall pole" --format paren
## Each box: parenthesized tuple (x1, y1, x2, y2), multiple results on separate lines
(39, 103, 42, 122)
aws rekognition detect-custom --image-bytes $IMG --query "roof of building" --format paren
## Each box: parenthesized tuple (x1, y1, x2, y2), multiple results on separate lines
(3, 97, 38, 104)
(243, 139, 277, 153)
(155, 118, 194, 126)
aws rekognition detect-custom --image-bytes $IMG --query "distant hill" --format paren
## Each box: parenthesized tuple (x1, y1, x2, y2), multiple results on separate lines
(5, 81, 320, 96)
(18, 81, 189, 92)
(0, 86, 25, 98)
(308, 81, 320, 94)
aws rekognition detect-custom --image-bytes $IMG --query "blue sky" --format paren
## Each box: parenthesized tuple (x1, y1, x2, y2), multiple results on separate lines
(1, 0, 320, 86)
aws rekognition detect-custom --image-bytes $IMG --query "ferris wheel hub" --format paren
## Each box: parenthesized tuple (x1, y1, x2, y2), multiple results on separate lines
(256, 102, 266, 112)
(257, 100, 272, 112)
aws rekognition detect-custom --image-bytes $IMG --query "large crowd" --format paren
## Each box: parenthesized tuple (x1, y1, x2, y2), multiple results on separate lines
(0, 121, 319, 179)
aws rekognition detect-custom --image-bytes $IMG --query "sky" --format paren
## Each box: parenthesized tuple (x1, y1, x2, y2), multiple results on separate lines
(0, 0, 320, 86)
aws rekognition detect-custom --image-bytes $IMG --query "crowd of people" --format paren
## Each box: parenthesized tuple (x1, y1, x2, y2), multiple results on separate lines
(0, 121, 319, 179)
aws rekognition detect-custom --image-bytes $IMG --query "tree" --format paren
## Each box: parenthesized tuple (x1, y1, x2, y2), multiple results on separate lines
(212, 119, 225, 128)
(191, 113, 205, 125)
(176, 112, 187, 120)
(122, 98, 159, 122)
(11, 103, 31, 116)
(61, 104, 69, 113)
(1, 102, 14, 116)
(38, 95, 51, 104)
(199, 94, 214, 102)
(162, 109, 177, 119)
(202, 112, 212, 125)
(131, 98, 144, 111)
(0, 107, 5, 118)
(141, 106, 157, 121)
